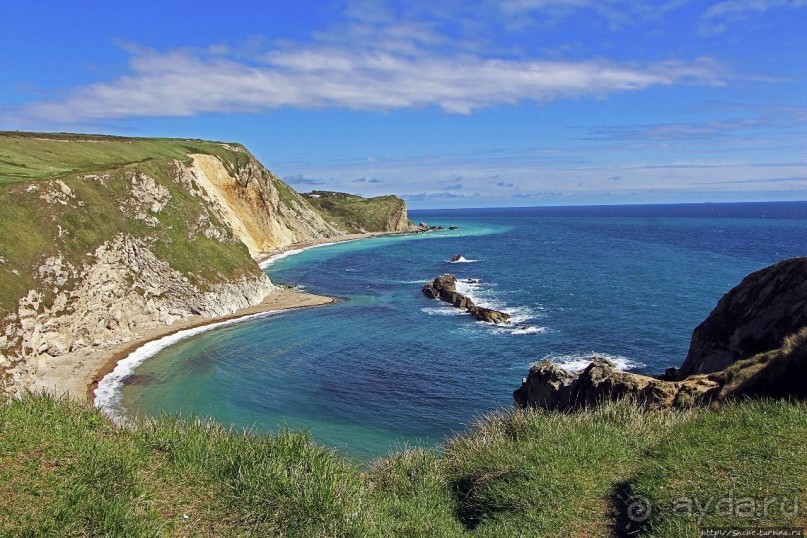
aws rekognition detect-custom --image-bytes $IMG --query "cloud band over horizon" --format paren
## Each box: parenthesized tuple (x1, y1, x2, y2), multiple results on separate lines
(5, 41, 726, 124)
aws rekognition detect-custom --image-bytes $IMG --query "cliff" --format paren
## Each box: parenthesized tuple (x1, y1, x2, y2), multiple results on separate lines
(0, 131, 411, 396)
(679, 257, 807, 377)
(303, 191, 412, 234)
(515, 257, 807, 410)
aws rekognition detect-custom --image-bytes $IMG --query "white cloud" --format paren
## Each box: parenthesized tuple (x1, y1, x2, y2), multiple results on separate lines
(497, 0, 690, 29)
(6, 13, 725, 125)
(700, 0, 806, 34)
(271, 140, 807, 208)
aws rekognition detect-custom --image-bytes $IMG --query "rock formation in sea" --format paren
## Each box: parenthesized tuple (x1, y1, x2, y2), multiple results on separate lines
(0, 132, 414, 397)
(422, 274, 511, 324)
(514, 257, 807, 410)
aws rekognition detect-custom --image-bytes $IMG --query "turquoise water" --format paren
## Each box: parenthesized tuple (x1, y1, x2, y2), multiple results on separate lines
(120, 202, 807, 460)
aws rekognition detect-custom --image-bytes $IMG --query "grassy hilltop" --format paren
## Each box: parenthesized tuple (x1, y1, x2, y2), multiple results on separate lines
(304, 191, 410, 233)
(1, 394, 805, 536)
(0, 131, 252, 185)
(0, 132, 409, 319)
(0, 132, 261, 318)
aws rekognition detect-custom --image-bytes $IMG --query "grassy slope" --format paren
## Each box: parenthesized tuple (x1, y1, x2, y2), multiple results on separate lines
(0, 131, 251, 185)
(0, 133, 261, 317)
(305, 191, 407, 233)
(0, 132, 408, 318)
(1, 396, 805, 537)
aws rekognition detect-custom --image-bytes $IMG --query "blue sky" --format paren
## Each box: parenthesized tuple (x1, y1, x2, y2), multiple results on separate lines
(2, 0, 806, 208)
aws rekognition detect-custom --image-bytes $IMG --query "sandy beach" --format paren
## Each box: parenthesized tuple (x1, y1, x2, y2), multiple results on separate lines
(19, 288, 335, 404)
(12, 231, 405, 407)
(81, 232, 395, 405)
(255, 232, 392, 266)
(84, 289, 336, 404)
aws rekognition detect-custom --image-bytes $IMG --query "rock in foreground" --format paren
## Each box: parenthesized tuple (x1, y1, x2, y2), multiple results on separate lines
(515, 327, 807, 411)
(679, 257, 807, 377)
(513, 358, 718, 411)
(515, 257, 807, 411)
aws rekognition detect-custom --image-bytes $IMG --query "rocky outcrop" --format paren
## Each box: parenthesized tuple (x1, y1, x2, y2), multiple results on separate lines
(679, 257, 807, 377)
(185, 154, 343, 257)
(422, 274, 511, 324)
(4, 234, 273, 395)
(515, 258, 807, 411)
(514, 327, 807, 411)
(386, 199, 412, 233)
(474, 308, 511, 324)
(513, 359, 719, 411)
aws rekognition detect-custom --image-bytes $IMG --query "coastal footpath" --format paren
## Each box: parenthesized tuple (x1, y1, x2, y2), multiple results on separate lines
(0, 131, 413, 399)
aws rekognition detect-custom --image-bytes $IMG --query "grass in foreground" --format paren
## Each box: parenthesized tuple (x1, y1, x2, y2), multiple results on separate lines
(1, 395, 805, 536)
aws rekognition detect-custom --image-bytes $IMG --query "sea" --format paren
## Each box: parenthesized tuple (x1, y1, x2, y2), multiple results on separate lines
(104, 201, 807, 460)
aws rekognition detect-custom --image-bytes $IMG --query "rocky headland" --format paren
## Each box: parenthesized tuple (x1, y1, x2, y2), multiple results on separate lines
(514, 257, 807, 410)
(0, 131, 415, 399)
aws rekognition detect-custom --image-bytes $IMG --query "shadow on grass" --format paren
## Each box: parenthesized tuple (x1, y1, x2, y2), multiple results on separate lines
(610, 480, 654, 537)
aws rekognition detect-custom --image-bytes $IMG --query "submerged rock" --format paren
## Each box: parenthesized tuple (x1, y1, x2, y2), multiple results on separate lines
(450, 254, 462, 262)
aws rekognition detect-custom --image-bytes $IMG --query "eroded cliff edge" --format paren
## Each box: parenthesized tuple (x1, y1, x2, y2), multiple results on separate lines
(514, 257, 807, 410)
(0, 132, 412, 397)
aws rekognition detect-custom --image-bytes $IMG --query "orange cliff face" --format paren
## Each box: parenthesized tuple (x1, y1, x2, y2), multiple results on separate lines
(186, 153, 344, 258)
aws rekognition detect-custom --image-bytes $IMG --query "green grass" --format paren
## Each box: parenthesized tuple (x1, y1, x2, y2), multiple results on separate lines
(625, 400, 807, 536)
(2, 395, 805, 537)
(305, 191, 406, 233)
(0, 131, 249, 185)
(0, 134, 262, 317)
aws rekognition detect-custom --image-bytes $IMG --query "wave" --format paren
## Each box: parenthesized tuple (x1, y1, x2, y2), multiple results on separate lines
(542, 352, 645, 372)
(259, 239, 363, 269)
(452, 279, 547, 335)
(449, 256, 479, 263)
(511, 326, 547, 335)
(94, 310, 286, 420)
(421, 306, 466, 316)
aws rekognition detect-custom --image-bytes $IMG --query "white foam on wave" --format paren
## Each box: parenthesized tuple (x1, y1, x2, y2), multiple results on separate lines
(452, 280, 547, 335)
(449, 256, 479, 263)
(259, 239, 362, 269)
(94, 310, 286, 420)
(454, 279, 492, 306)
(421, 306, 466, 316)
(543, 352, 645, 372)
(511, 326, 547, 335)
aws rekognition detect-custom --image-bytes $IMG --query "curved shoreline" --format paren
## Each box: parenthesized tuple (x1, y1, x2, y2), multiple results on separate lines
(86, 289, 336, 405)
(88, 231, 403, 410)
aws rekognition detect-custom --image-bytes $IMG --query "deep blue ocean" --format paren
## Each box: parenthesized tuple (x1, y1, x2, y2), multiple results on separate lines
(119, 201, 807, 460)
